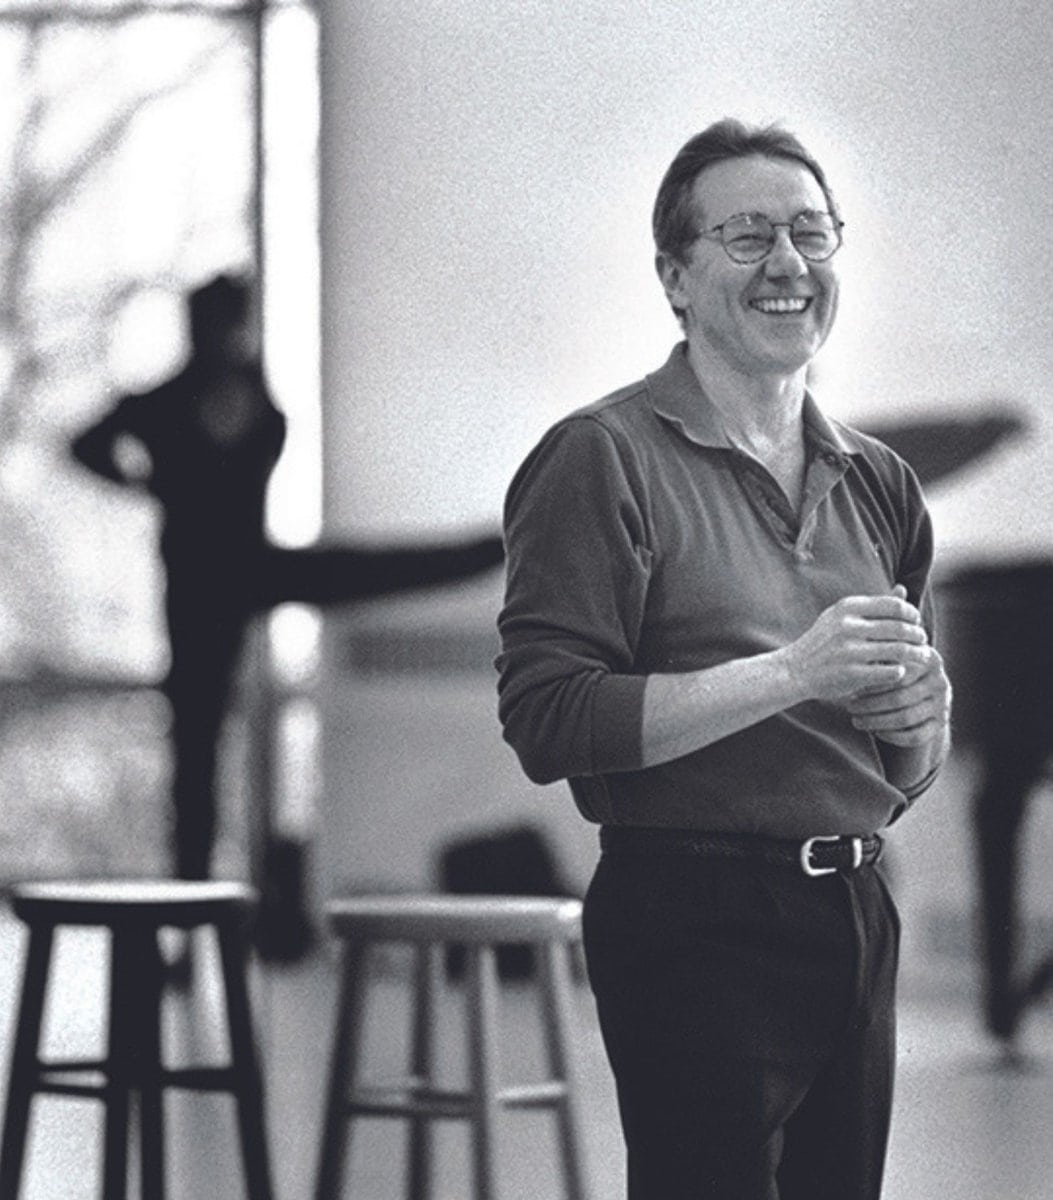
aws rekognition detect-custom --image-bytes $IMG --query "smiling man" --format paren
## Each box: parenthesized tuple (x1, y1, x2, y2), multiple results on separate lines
(497, 120, 952, 1199)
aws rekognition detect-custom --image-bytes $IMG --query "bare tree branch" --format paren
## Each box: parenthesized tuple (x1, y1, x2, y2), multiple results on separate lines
(0, 20, 245, 436)
(30, 27, 244, 228)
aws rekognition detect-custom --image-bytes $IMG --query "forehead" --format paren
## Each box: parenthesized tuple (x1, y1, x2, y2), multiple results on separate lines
(690, 155, 827, 223)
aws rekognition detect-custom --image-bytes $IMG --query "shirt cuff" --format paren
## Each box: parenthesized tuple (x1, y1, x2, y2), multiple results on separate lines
(590, 673, 648, 774)
(900, 758, 943, 803)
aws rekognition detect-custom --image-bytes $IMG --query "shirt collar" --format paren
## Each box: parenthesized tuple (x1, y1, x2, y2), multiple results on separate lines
(645, 342, 863, 460)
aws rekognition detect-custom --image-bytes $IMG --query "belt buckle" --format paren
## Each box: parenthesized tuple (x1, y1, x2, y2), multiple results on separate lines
(799, 834, 861, 877)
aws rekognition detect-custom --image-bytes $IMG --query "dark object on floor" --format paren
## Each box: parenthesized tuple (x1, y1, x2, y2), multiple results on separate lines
(255, 835, 316, 962)
(439, 824, 578, 980)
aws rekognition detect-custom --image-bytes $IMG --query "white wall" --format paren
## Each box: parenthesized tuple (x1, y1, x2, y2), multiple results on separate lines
(319, 0, 1053, 564)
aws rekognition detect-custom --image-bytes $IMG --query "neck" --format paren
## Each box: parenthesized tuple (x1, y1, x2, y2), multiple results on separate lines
(684, 339, 807, 449)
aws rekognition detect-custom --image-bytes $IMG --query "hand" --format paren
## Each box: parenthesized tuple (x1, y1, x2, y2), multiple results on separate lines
(71, 426, 150, 486)
(781, 588, 931, 704)
(845, 644, 952, 747)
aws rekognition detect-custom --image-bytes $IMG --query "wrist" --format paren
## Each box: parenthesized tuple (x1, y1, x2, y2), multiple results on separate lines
(878, 722, 950, 799)
(765, 646, 811, 708)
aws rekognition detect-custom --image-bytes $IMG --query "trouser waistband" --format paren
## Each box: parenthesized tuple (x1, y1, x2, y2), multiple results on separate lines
(599, 825, 884, 877)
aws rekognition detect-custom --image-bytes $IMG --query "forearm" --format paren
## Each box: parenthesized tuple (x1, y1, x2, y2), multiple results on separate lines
(876, 722, 951, 799)
(641, 649, 805, 768)
(641, 584, 936, 770)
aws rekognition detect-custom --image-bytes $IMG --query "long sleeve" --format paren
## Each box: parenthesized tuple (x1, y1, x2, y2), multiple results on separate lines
(496, 416, 652, 784)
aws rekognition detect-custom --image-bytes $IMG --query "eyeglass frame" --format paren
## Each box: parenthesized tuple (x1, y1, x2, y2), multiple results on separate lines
(694, 210, 845, 265)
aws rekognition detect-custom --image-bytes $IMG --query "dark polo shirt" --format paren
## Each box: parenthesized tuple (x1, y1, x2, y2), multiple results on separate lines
(496, 343, 937, 838)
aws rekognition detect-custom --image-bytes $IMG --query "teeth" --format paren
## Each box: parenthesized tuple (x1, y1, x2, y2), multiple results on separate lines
(752, 297, 810, 314)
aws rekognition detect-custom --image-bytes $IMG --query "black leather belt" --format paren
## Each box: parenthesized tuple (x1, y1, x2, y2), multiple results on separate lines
(599, 826, 884, 877)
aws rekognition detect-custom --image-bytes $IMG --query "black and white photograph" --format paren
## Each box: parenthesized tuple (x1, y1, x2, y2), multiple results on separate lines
(0, 2, 1050, 1197)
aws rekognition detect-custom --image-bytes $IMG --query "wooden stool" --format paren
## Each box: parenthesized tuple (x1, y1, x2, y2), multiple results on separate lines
(0, 880, 274, 1200)
(314, 894, 588, 1200)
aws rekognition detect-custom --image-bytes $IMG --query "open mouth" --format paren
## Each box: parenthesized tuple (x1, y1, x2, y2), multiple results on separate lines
(749, 297, 812, 315)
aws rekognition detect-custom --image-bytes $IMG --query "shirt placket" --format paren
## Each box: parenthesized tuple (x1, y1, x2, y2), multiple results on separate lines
(734, 448, 847, 563)
(796, 448, 849, 562)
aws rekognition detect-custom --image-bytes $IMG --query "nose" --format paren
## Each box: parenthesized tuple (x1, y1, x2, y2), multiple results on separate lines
(764, 227, 808, 279)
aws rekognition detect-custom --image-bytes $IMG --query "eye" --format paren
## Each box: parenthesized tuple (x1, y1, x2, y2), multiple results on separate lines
(794, 231, 834, 251)
(725, 234, 770, 257)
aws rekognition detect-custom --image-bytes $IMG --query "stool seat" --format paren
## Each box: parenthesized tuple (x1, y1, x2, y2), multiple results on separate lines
(10, 879, 257, 928)
(0, 877, 273, 1200)
(315, 892, 588, 1200)
(326, 893, 582, 944)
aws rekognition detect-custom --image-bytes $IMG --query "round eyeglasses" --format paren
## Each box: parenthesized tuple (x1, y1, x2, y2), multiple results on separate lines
(696, 210, 844, 265)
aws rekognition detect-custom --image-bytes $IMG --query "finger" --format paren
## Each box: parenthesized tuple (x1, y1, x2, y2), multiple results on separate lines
(851, 663, 911, 692)
(851, 618, 928, 645)
(851, 681, 949, 726)
(846, 663, 940, 711)
(852, 703, 933, 731)
(869, 720, 942, 747)
(853, 642, 933, 672)
(851, 701, 940, 737)
(847, 686, 925, 716)
(841, 594, 922, 624)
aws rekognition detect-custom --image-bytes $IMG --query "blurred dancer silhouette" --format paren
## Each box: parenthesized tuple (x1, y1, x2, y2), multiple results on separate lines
(73, 276, 503, 891)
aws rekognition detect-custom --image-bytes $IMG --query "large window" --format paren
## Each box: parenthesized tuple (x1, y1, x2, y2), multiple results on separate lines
(0, 0, 319, 878)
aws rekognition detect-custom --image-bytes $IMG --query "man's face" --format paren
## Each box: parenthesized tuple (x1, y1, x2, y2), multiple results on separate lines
(659, 155, 840, 377)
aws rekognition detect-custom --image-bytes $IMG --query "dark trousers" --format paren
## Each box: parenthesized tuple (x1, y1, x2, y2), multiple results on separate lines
(582, 845, 900, 1200)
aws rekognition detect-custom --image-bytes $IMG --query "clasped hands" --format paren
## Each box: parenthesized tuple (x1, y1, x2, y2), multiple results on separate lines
(785, 585, 952, 748)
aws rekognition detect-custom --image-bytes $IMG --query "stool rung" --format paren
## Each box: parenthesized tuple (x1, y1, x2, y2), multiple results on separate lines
(32, 1063, 107, 1099)
(28, 1065, 240, 1096)
(161, 1066, 240, 1092)
(497, 1081, 570, 1109)
(34, 1057, 107, 1075)
(33, 1079, 109, 1100)
(342, 1078, 571, 1120)
(346, 1084, 473, 1120)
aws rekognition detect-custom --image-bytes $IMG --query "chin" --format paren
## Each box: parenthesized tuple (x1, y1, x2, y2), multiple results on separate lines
(751, 345, 819, 376)
(761, 330, 827, 372)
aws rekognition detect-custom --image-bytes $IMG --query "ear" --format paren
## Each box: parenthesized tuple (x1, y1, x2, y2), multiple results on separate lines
(655, 251, 689, 312)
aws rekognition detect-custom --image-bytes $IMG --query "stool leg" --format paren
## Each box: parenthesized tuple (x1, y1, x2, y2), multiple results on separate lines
(314, 941, 368, 1200)
(104, 930, 134, 1200)
(537, 943, 588, 1200)
(216, 923, 274, 1200)
(0, 924, 54, 1200)
(132, 929, 166, 1200)
(408, 944, 438, 1200)
(466, 944, 500, 1200)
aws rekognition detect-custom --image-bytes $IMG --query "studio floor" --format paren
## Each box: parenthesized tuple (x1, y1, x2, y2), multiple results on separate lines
(0, 910, 1050, 1200)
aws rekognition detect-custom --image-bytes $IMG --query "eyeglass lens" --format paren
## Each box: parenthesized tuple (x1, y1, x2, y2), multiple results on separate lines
(722, 212, 840, 263)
